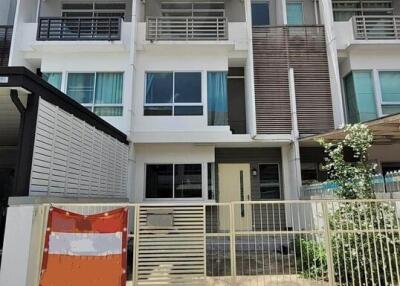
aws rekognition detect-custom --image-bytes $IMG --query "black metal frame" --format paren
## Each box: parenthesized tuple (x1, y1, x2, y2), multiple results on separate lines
(37, 17, 122, 41)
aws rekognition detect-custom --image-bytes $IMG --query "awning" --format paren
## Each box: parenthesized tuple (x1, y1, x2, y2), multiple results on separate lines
(300, 113, 400, 146)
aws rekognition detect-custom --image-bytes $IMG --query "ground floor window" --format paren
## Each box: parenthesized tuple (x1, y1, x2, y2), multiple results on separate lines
(259, 164, 281, 199)
(146, 164, 202, 199)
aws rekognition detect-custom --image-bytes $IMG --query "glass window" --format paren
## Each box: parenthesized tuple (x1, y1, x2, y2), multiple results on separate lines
(146, 165, 173, 198)
(207, 72, 228, 125)
(67, 72, 123, 116)
(251, 1, 270, 26)
(287, 2, 304, 25)
(42, 73, 62, 90)
(174, 164, 202, 198)
(146, 73, 173, 104)
(146, 164, 203, 199)
(207, 163, 216, 200)
(145, 72, 202, 116)
(259, 164, 280, 199)
(67, 73, 95, 104)
(379, 71, 400, 115)
(344, 71, 377, 123)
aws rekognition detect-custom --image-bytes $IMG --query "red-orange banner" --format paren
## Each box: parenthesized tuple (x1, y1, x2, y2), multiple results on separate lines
(39, 207, 128, 286)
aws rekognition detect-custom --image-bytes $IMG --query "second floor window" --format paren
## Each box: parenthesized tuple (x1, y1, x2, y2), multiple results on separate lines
(42, 73, 62, 90)
(67, 72, 123, 116)
(144, 72, 202, 116)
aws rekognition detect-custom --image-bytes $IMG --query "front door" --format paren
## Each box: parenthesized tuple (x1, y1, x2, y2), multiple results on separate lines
(218, 164, 252, 230)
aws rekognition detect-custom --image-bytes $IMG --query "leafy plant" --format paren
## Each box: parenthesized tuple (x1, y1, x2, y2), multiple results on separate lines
(294, 236, 327, 279)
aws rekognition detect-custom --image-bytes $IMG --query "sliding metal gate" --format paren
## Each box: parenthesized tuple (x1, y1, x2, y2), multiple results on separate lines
(135, 205, 206, 285)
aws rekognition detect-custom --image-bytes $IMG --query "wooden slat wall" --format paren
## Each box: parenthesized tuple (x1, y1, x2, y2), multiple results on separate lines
(252, 26, 334, 135)
(253, 27, 292, 134)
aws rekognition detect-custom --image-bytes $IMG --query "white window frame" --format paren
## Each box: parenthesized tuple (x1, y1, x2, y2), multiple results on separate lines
(144, 71, 203, 116)
(144, 163, 206, 201)
(65, 71, 124, 116)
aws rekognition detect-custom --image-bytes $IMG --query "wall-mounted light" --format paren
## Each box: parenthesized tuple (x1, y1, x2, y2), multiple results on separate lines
(252, 168, 258, 177)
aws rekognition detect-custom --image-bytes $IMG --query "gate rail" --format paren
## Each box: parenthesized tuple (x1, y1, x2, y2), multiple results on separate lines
(29, 199, 400, 285)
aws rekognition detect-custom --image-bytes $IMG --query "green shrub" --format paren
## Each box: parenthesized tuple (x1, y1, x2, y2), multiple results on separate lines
(294, 236, 327, 279)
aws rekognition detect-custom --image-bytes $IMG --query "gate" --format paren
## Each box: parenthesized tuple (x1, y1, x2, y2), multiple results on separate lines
(135, 205, 206, 285)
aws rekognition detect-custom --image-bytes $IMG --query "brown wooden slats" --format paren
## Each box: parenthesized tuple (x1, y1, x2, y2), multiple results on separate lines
(252, 26, 334, 135)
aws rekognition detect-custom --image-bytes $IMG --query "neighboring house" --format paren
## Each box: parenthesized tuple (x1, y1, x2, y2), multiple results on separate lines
(5, 0, 400, 205)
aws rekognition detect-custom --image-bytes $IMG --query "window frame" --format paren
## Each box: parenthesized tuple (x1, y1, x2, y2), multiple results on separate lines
(144, 163, 205, 200)
(377, 70, 400, 116)
(65, 71, 124, 116)
(251, 0, 271, 26)
(144, 71, 203, 116)
(286, 1, 305, 26)
(257, 163, 282, 200)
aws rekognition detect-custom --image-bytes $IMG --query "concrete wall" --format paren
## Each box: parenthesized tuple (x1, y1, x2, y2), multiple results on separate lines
(133, 143, 215, 202)
(39, 0, 133, 21)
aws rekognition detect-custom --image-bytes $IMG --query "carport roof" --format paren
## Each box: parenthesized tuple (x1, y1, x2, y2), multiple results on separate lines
(0, 66, 128, 144)
(301, 113, 400, 146)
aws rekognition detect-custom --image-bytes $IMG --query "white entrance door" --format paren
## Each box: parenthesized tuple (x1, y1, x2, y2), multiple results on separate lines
(218, 164, 252, 231)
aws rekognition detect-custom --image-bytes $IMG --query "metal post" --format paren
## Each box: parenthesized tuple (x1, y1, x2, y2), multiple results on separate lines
(322, 201, 335, 286)
(229, 203, 236, 279)
(133, 205, 140, 286)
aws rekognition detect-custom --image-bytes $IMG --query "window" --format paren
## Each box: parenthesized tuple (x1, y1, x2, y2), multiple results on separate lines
(161, 2, 225, 17)
(145, 72, 202, 116)
(259, 164, 280, 199)
(343, 71, 377, 123)
(207, 163, 216, 200)
(207, 72, 228, 125)
(301, 162, 318, 184)
(146, 164, 202, 199)
(287, 2, 304, 25)
(62, 2, 126, 18)
(42, 73, 62, 90)
(251, 1, 270, 26)
(379, 71, 400, 115)
(66, 72, 123, 116)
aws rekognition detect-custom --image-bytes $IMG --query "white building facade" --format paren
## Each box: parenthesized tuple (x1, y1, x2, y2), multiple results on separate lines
(4, 0, 400, 211)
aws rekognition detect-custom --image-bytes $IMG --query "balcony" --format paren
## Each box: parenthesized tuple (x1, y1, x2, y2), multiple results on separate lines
(0, 26, 12, 66)
(146, 16, 228, 41)
(353, 15, 400, 40)
(37, 17, 122, 41)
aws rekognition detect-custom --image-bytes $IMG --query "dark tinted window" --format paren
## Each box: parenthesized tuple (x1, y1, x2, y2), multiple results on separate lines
(259, 164, 280, 199)
(174, 164, 202, 198)
(146, 165, 173, 198)
(174, 72, 202, 103)
(146, 73, 173, 104)
(251, 2, 270, 26)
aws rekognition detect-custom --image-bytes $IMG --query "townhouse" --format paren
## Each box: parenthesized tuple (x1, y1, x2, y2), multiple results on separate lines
(2, 0, 400, 218)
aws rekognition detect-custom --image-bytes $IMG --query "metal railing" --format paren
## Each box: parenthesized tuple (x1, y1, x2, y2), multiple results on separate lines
(37, 17, 122, 41)
(301, 170, 400, 199)
(146, 16, 228, 41)
(19, 199, 400, 285)
(353, 15, 400, 40)
(0, 26, 12, 66)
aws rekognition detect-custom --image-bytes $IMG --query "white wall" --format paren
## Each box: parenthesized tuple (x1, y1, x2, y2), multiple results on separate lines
(0, 206, 41, 286)
(40, 53, 133, 135)
(133, 143, 215, 202)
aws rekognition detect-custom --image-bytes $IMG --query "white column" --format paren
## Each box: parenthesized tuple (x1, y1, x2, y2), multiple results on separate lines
(319, 0, 345, 129)
(0, 205, 44, 286)
(282, 0, 288, 25)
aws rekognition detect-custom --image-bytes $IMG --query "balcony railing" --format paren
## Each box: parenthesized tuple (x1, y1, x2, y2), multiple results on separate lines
(0, 26, 12, 66)
(146, 16, 228, 41)
(353, 15, 400, 40)
(37, 17, 121, 41)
